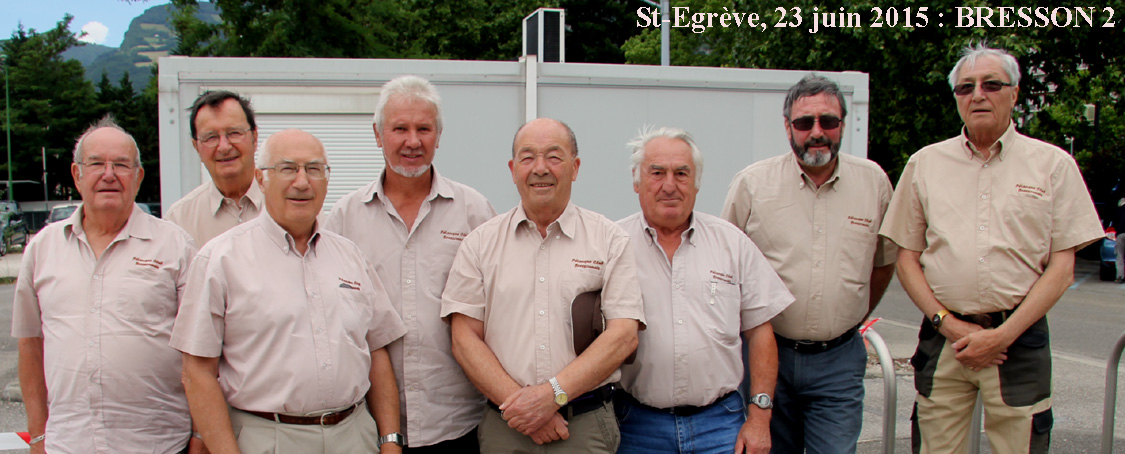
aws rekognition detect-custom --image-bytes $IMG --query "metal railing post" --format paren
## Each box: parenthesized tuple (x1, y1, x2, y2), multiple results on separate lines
(1101, 329, 1125, 453)
(968, 393, 983, 454)
(863, 327, 897, 454)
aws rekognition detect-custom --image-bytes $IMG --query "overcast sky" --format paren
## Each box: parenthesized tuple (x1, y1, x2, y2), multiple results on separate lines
(2, 0, 169, 48)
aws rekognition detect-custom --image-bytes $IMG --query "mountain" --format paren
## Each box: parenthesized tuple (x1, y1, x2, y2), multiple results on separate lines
(61, 43, 115, 66)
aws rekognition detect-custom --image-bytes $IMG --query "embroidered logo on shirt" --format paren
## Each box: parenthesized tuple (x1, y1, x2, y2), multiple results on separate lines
(572, 259, 604, 271)
(709, 270, 735, 285)
(338, 278, 361, 290)
(847, 216, 873, 228)
(1015, 184, 1046, 199)
(441, 230, 469, 241)
(133, 257, 164, 269)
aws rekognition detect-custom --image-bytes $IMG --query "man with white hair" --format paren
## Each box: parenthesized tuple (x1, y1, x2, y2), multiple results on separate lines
(324, 75, 496, 452)
(881, 44, 1103, 453)
(13, 116, 201, 453)
(172, 129, 407, 454)
(617, 127, 793, 454)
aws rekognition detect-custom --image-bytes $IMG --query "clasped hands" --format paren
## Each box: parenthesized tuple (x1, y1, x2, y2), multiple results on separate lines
(498, 384, 570, 445)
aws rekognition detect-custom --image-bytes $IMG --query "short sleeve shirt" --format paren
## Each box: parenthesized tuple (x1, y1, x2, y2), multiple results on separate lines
(722, 153, 898, 341)
(170, 213, 406, 413)
(617, 212, 793, 408)
(322, 169, 496, 446)
(441, 203, 646, 388)
(164, 181, 263, 246)
(880, 123, 1104, 314)
(12, 204, 197, 454)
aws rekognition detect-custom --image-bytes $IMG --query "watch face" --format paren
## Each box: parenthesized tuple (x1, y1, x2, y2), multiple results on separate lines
(555, 393, 569, 406)
(753, 393, 772, 409)
(932, 314, 941, 327)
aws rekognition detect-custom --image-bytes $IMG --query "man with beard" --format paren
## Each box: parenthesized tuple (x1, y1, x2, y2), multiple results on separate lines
(721, 74, 897, 454)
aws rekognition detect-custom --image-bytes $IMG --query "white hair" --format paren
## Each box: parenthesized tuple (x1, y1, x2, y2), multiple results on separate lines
(948, 43, 1021, 90)
(256, 130, 326, 181)
(72, 115, 142, 172)
(626, 126, 704, 187)
(373, 75, 443, 133)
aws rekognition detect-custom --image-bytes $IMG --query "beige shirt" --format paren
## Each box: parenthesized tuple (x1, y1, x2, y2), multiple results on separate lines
(164, 181, 263, 246)
(323, 170, 496, 446)
(441, 203, 646, 389)
(170, 213, 407, 414)
(880, 123, 1104, 314)
(722, 153, 898, 341)
(617, 212, 793, 408)
(12, 204, 196, 454)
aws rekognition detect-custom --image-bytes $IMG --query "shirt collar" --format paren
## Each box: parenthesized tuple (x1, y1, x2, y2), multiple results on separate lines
(639, 212, 697, 246)
(366, 167, 454, 205)
(788, 153, 842, 191)
(512, 202, 578, 239)
(207, 181, 263, 216)
(65, 203, 152, 242)
(258, 210, 321, 257)
(960, 121, 1017, 161)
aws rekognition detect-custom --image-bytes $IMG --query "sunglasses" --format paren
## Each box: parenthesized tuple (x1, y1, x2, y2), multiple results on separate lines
(952, 80, 1014, 96)
(790, 115, 842, 132)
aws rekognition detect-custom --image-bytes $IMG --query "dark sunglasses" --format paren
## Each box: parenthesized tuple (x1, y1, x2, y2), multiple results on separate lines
(790, 115, 842, 132)
(952, 80, 1014, 96)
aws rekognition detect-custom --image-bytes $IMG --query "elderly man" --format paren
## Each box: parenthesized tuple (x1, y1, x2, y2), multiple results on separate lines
(617, 127, 793, 454)
(324, 75, 496, 452)
(880, 44, 1103, 453)
(171, 129, 407, 454)
(165, 90, 263, 245)
(721, 74, 898, 454)
(13, 117, 201, 453)
(441, 118, 645, 453)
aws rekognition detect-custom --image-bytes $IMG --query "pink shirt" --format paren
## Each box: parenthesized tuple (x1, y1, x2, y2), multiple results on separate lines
(323, 170, 496, 446)
(170, 213, 406, 413)
(617, 212, 793, 408)
(12, 204, 196, 453)
(164, 181, 263, 246)
(441, 203, 646, 389)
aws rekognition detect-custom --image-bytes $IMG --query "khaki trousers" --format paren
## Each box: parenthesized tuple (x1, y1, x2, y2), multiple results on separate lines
(911, 317, 1053, 454)
(229, 401, 381, 454)
(478, 402, 619, 454)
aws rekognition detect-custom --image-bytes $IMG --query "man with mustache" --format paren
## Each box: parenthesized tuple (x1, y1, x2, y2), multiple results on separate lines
(324, 75, 496, 452)
(881, 44, 1103, 453)
(617, 127, 794, 454)
(441, 118, 645, 453)
(172, 129, 407, 454)
(165, 91, 263, 246)
(721, 74, 898, 454)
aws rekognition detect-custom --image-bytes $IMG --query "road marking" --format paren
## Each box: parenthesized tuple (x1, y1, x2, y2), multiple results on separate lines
(1070, 272, 1092, 289)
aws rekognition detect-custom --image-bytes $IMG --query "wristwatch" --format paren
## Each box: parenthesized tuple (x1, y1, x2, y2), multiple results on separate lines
(750, 393, 773, 410)
(549, 377, 569, 406)
(931, 309, 951, 329)
(379, 432, 405, 447)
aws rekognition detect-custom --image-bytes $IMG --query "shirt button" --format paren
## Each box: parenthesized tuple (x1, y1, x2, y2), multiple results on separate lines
(316, 328, 323, 333)
(238, 218, 243, 223)
(983, 164, 989, 168)
(818, 227, 824, 233)
(539, 344, 546, 350)
(89, 341, 96, 346)
(405, 244, 411, 249)
(979, 257, 986, 263)
(90, 308, 97, 313)
(981, 194, 989, 200)
(92, 275, 100, 280)
(405, 279, 412, 284)
(979, 225, 986, 231)
(674, 283, 681, 289)
(539, 310, 546, 316)
(677, 320, 684, 325)
(539, 277, 546, 282)
(406, 314, 414, 320)
(540, 245, 546, 250)
(323, 362, 330, 369)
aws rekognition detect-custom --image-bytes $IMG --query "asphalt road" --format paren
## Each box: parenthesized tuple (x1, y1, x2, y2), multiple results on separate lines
(0, 259, 1121, 453)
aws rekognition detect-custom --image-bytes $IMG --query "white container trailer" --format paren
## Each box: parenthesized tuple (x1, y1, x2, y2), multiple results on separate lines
(158, 56, 869, 220)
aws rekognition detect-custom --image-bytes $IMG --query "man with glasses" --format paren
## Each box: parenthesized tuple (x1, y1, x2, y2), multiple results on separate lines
(324, 75, 496, 453)
(881, 44, 1103, 453)
(721, 74, 897, 454)
(13, 117, 202, 453)
(165, 90, 264, 246)
(172, 129, 408, 454)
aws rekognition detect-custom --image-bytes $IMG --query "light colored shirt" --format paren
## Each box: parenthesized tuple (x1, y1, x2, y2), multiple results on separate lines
(164, 180, 263, 246)
(722, 153, 898, 341)
(170, 213, 407, 414)
(880, 123, 1104, 314)
(12, 204, 196, 454)
(617, 212, 793, 408)
(323, 170, 496, 446)
(441, 203, 646, 389)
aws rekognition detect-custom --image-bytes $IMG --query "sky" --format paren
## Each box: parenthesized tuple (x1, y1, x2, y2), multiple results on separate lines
(2, 0, 170, 48)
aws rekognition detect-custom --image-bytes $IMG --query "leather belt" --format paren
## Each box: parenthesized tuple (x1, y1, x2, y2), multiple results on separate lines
(241, 401, 360, 426)
(775, 324, 860, 354)
(952, 309, 1014, 329)
(487, 384, 613, 421)
(620, 390, 736, 417)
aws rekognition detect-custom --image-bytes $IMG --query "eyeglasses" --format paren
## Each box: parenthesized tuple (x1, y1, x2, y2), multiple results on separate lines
(790, 115, 842, 132)
(197, 128, 252, 148)
(259, 162, 331, 180)
(78, 160, 139, 176)
(952, 80, 1013, 96)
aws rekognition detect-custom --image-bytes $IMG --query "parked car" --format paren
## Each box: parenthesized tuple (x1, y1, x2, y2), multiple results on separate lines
(47, 203, 81, 225)
(1102, 221, 1118, 281)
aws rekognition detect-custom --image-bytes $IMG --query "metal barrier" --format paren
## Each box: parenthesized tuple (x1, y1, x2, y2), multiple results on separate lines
(862, 326, 897, 454)
(1101, 329, 1125, 453)
(968, 394, 983, 454)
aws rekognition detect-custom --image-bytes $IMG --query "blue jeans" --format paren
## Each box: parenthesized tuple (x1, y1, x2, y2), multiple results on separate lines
(616, 391, 745, 454)
(770, 333, 866, 454)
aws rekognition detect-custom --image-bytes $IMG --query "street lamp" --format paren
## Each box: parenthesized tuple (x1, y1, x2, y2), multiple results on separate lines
(0, 53, 10, 202)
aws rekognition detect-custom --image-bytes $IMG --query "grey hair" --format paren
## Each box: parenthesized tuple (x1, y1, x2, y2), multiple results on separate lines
(947, 43, 1021, 89)
(627, 126, 704, 187)
(373, 75, 444, 133)
(256, 129, 327, 180)
(511, 118, 579, 157)
(783, 74, 848, 120)
(72, 115, 142, 170)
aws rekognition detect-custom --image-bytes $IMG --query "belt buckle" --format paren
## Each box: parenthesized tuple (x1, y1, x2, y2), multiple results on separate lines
(320, 412, 330, 427)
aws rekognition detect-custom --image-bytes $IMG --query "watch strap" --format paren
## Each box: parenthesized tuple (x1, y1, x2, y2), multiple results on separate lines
(379, 432, 405, 447)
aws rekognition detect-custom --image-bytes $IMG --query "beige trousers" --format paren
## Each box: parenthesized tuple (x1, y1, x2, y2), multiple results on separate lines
(229, 401, 381, 454)
(478, 403, 619, 454)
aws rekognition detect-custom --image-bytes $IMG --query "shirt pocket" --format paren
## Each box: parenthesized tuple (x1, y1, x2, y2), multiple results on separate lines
(1001, 195, 1052, 255)
(335, 287, 375, 350)
(112, 269, 177, 325)
(702, 281, 742, 347)
(838, 227, 878, 294)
